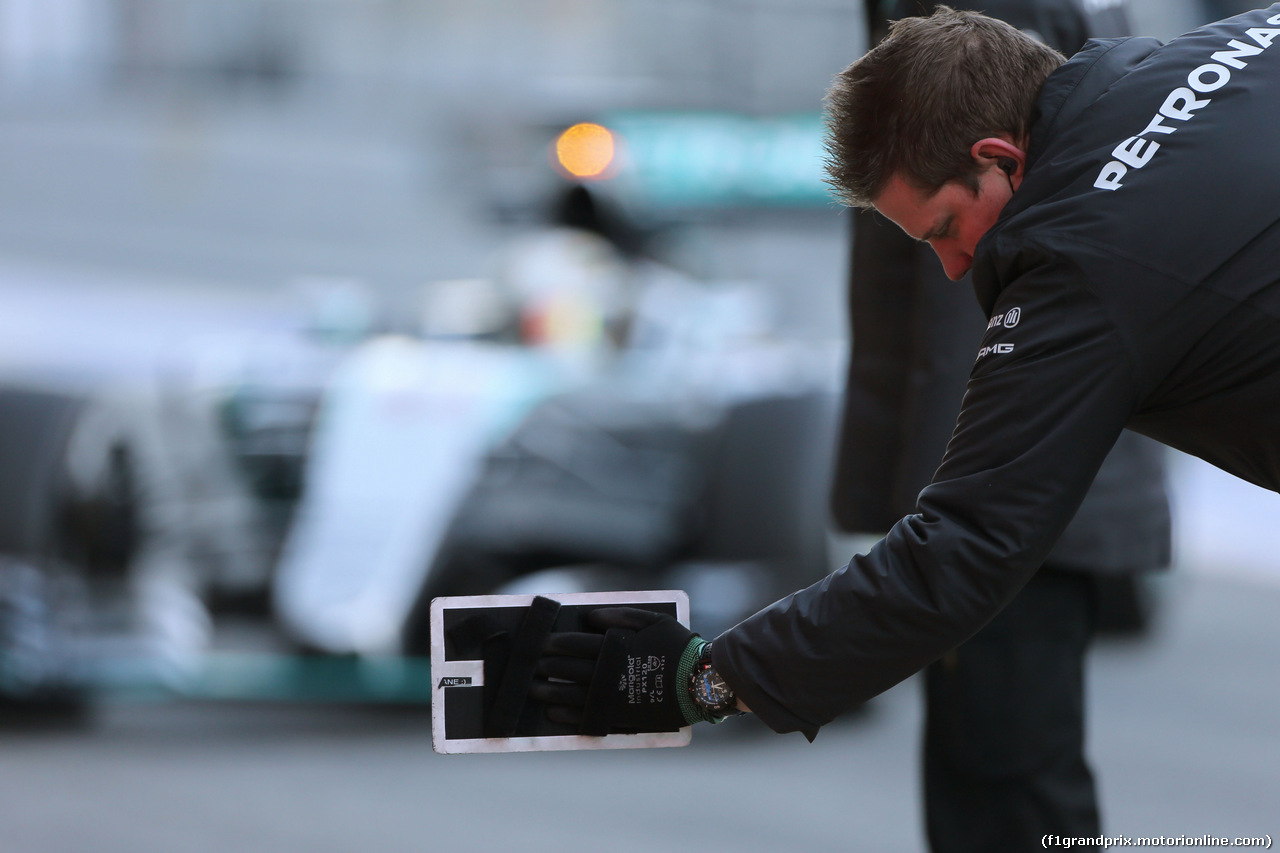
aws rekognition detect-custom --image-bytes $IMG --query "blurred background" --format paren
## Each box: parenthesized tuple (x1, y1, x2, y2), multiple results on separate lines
(0, 1, 1276, 851)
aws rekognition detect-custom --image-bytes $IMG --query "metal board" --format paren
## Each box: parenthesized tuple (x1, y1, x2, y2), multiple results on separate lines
(431, 590, 692, 754)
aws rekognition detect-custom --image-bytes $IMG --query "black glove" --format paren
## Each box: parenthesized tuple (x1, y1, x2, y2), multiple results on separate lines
(529, 606, 714, 735)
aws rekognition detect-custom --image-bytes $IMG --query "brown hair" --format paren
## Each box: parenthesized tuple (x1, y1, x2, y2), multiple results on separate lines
(823, 6, 1065, 208)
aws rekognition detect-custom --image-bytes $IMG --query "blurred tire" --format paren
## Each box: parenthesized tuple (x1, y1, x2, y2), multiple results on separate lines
(0, 386, 128, 717)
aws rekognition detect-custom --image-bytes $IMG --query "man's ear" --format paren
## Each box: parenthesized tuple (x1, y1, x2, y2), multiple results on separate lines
(971, 136, 1028, 181)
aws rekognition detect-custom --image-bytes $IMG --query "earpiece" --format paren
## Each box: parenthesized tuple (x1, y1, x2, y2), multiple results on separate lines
(998, 157, 1017, 176)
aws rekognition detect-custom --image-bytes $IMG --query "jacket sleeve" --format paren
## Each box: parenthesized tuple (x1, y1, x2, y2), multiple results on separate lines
(713, 253, 1140, 739)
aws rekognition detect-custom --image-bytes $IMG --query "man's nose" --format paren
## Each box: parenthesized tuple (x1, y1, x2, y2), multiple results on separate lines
(933, 247, 971, 281)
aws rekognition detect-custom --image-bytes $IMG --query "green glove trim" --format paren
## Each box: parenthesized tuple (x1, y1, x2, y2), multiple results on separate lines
(676, 637, 723, 725)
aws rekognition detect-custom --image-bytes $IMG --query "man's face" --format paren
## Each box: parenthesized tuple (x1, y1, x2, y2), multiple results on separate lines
(872, 169, 1013, 281)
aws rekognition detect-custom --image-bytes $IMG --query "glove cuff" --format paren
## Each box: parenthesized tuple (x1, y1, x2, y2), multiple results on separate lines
(675, 636, 720, 726)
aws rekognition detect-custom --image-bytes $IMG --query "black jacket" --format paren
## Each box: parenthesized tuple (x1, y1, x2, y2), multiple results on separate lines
(833, 0, 1171, 576)
(887, 0, 1130, 47)
(717, 4, 1280, 739)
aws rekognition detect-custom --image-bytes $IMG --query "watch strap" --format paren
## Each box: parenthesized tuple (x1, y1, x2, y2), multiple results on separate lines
(687, 640, 741, 723)
(675, 637, 719, 725)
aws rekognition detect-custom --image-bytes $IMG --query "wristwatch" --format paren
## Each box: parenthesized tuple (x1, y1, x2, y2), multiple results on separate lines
(688, 642, 739, 719)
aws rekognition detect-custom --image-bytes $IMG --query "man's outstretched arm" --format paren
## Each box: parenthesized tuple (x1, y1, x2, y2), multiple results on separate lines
(523, 255, 1137, 740)
(713, 255, 1138, 739)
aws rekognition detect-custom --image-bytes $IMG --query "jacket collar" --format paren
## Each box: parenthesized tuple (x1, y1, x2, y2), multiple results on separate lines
(1024, 36, 1162, 183)
(970, 36, 1162, 314)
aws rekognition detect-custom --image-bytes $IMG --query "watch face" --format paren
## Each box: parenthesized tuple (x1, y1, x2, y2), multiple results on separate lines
(693, 669, 733, 708)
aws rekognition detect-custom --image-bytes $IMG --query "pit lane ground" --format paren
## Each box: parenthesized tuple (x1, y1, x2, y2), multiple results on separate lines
(1, 570, 1276, 853)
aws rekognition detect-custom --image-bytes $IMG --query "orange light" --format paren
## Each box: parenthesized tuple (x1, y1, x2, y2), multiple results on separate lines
(554, 123, 616, 179)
